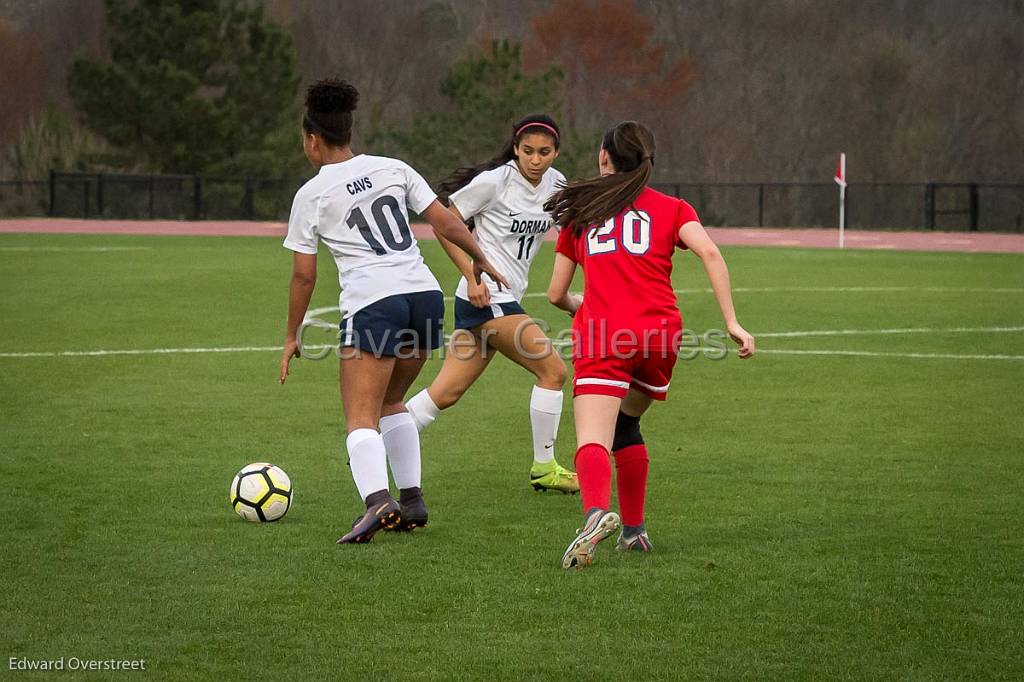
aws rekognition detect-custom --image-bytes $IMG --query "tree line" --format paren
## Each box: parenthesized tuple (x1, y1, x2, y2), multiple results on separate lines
(1, 0, 1021, 186)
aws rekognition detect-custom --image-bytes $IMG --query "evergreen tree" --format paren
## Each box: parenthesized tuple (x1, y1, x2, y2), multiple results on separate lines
(371, 40, 597, 183)
(68, 0, 302, 175)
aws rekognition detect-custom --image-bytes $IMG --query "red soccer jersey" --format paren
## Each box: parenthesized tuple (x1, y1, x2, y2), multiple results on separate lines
(554, 186, 700, 358)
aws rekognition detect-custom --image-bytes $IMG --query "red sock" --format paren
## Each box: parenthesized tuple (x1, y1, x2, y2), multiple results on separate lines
(574, 443, 612, 512)
(613, 444, 649, 527)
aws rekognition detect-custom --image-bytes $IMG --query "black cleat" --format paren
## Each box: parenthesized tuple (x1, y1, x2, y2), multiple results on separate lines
(397, 497, 428, 530)
(338, 497, 401, 544)
(352, 498, 428, 532)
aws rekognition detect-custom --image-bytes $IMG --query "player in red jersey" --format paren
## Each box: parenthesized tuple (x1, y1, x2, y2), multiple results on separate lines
(544, 121, 755, 569)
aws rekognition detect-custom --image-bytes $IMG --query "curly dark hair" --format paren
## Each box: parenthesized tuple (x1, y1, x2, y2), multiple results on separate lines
(302, 78, 359, 146)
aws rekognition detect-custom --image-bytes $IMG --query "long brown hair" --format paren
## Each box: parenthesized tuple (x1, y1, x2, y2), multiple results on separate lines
(436, 114, 561, 206)
(544, 121, 655, 235)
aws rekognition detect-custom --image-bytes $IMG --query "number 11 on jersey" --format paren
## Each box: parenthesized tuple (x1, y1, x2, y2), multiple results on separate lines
(516, 234, 535, 260)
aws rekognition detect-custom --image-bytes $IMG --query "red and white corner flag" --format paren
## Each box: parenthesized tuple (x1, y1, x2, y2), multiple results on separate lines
(834, 153, 847, 188)
(835, 153, 846, 248)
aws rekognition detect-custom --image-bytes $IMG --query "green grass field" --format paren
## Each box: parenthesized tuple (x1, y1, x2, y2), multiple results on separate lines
(2, 232, 1023, 680)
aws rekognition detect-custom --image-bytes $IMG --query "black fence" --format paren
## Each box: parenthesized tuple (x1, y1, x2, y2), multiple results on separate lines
(1, 172, 1020, 232)
(648, 182, 1024, 232)
(0, 180, 48, 218)
(47, 171, 305, 222)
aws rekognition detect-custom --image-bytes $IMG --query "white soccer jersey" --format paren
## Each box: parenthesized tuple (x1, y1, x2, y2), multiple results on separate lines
(283, 154, 441, 318)
(449, 161, 565, 304)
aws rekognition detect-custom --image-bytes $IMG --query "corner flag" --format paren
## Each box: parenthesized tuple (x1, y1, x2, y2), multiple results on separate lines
(835, 153, 847, 248)
(835, 153, 847, 188)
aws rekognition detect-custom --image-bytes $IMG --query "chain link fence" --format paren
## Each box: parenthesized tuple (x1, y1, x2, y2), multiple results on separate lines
(0, 181, 48, 218)
(1, 172, 1021, 231)
(649, 182, 1024, 232)
(45, 172, 305, 222)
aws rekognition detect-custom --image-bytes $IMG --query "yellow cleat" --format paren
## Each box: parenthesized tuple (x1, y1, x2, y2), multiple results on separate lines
(529, 460, 580, 494)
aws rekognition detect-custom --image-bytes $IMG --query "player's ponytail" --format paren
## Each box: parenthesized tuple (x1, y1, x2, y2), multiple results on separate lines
(437, 114, 561, 206)
(544, 121, 655, 236)
(303, 78, 359, 146)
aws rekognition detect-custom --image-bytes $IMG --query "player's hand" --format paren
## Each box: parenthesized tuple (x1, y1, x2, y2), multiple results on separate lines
(727, 321, 755, 359)
(467, 278, 491, 309)
(280, 337, 300, 383)
(473, 258, 510, 292)
(567, 293, 583, 317)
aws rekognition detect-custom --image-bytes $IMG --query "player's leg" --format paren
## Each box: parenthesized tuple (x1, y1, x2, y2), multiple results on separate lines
(614, 388, 655, 552)
(337, 350, 402, 542)
(380, 352, 430, 529)
(561, 391, 622, 569)
(377, 290, 446, 530)
(336, 296, 416, 544)
(479, 313, 577, 493)
(614, 351, 675, 552)
(560, 352, 631, 569)
(405, 328, 493, 430)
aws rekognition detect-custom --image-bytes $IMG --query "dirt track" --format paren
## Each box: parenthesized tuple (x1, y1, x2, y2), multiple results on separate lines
(2, 218, 1022, 254)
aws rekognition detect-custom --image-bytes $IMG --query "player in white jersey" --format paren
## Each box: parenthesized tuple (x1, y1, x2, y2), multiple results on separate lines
(279, 79, 508, 544)
(405, 115, 579, 494)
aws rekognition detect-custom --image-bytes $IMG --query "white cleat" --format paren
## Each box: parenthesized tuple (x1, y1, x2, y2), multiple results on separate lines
(561, 509, 621, 570)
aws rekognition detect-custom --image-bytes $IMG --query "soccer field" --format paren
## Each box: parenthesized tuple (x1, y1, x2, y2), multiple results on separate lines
(2, 232, 1022, 680)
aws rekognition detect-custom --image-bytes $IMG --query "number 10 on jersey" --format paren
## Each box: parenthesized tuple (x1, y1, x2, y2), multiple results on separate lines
(346, 195, 413, 255)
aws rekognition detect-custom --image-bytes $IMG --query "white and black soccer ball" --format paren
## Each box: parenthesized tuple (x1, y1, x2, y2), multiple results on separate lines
(230, 463, 293, 522)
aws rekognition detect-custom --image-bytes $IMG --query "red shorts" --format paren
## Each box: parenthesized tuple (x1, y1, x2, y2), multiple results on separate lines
(572, 350, 678, 401)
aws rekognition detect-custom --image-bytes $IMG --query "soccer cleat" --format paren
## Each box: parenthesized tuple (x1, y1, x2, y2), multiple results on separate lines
(616, 530, 653, 552)
(561, 509, 621, 570)
(397, 497, 428, 531)
(530, 460, 580, 494)
(337, 498, 402, 544)
(354, 496, 428, 533)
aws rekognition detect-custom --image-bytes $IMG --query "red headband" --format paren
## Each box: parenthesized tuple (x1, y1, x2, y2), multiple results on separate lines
(515, 122, 559, 140)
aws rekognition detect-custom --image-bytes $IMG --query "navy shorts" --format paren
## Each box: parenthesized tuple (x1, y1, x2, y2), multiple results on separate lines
(340, 291, 444, 357)
(453, 297, 528, 331)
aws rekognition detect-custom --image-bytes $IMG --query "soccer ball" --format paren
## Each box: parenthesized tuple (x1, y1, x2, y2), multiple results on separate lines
(230, 463, 293, 522)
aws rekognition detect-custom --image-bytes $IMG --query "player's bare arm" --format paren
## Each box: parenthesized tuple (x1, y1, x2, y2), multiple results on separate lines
(678, 221, 755, 358)
(421, 200, 510, 290)
(547, 252, 582, 314)
(431, 204, 491, 308)
(280, 251, 317, 383)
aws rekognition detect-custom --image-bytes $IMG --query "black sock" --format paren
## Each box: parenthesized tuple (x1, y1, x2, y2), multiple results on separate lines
(399, 486, 423, 506)
(364, 489, 391, 510)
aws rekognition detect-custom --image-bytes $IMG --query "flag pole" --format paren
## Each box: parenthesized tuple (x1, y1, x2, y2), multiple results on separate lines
(835, 153, 847, 249)
(839, 182, 846, 249)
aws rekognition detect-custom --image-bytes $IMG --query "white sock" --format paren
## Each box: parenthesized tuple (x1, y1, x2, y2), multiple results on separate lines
(530, 385, 563, 464)
(380, 412, 421, 490)
(405, 389, 441, 432)
(346, 428, 389, 502)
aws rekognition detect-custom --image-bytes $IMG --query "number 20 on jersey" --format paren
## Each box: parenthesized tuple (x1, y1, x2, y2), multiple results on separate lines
(586, 210, 651, 256)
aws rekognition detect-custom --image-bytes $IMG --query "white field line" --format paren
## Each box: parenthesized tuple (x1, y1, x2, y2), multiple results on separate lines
(0, 246, 154, 252)
(758, 326, 1024, 338)
(303, 287, 1024, 321)
(549, 326, 1023, 347)
(718, 286, 1024, 294)
(756, 349, 1024, 361)
(3, 325, 1022, 360)
(0, 346, 284, 358)
(5, 345, 1021, 362)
